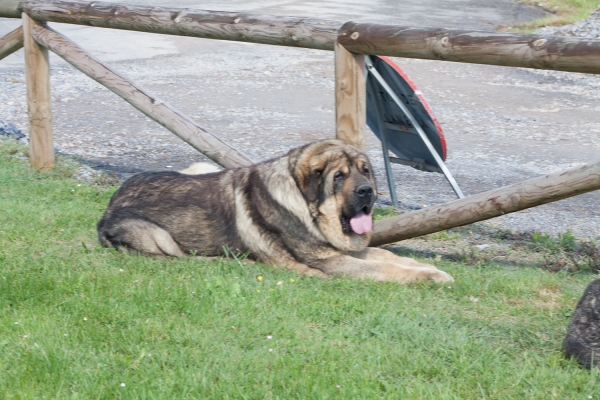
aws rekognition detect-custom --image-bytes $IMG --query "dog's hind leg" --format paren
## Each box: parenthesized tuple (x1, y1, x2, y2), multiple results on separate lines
(100, 219, 186, 257)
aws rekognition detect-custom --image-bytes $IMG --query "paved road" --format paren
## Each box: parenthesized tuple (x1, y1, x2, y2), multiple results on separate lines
(2, 1, 600, 239)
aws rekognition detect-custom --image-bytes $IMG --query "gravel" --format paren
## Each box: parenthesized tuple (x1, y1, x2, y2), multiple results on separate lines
(0, 120, 26, 140)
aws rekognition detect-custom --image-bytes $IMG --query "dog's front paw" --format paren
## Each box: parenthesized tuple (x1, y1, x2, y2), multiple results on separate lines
(424, 269, 454, 283)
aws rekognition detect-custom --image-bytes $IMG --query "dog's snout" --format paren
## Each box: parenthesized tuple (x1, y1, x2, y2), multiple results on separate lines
(356, 184, 373, 198)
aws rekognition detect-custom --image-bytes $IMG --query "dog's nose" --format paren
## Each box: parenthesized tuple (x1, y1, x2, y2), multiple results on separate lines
(356, 184, 373, 198)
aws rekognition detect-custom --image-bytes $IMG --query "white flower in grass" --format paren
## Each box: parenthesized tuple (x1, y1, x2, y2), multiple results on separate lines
(277, 281, 283, 285)
(120, 383, 126, 387)
(266, 335, 272, 340)
(268, 348, 273, 352)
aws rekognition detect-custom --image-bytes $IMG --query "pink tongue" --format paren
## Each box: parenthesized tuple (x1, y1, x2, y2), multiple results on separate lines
(349, 211, 372, 234)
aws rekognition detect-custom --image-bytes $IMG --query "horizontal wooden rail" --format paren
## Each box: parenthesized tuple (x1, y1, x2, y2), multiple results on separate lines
(0, 0, 21, 19)
(339, 22, 600, 74)
(0, 25, 23, 61)
(22, 0, 343, 51)
(0, 0, 595, 74)
(370, 160, 600, 246)
(30, 21, 253, 169)
(338, 22, 600, 74)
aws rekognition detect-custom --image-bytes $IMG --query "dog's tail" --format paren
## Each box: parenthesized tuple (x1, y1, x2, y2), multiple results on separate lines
(179, 162, 222, 175)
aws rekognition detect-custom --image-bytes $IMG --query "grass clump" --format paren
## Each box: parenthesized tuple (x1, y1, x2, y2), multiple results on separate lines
(510, 0, 599, 32)
(1, 138, 600, 398)
(523, 230, 600, 273)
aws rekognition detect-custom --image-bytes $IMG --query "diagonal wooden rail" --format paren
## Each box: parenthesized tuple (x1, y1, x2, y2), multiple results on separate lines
(370, 161, 600, 246)
(29, 21, 253, 169)
(0, 25, 23, 61)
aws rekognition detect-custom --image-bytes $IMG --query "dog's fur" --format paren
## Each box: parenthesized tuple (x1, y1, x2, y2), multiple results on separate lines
(179, 162, 221, 175)
(97, 139, 453, 283)
(564, 278, 600, 368)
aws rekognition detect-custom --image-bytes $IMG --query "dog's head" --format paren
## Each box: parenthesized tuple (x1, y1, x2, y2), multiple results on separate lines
(290, 139, 377, 252)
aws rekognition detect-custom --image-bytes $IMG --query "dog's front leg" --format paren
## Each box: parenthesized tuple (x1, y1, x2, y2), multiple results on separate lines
(350, 247, 441, 270)
(311, 255, 453, 283)
(258, 254, 329, 278)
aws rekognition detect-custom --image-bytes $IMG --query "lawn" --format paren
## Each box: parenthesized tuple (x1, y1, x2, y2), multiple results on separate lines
(1, 138, 599, 399)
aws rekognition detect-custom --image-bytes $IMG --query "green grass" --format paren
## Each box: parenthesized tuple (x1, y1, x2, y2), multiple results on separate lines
(1, 138, 600, 398)
(511, 0, 599, 32)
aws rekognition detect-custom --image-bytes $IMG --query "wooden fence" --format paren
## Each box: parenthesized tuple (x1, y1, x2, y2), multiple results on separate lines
(1, 0, 599, 245)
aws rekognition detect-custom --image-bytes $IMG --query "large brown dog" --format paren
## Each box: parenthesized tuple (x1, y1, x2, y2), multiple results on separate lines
(97, 139, 453, 283)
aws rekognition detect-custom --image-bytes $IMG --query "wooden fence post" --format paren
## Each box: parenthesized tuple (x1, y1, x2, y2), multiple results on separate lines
(22, 13, 54, 171)
(334, 42, 366, 150)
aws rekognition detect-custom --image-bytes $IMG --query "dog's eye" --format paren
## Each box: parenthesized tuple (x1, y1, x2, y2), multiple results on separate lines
(334, 171, 344, 182)
(362, 165, 370, 176)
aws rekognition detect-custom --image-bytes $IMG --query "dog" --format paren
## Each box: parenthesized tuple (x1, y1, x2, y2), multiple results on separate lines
(564, 279, 600, 368)
(97, 139, 453, 283)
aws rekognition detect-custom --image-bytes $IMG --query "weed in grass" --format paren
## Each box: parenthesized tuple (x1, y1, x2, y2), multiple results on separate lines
(373, 205, 398, 221)
(525, 230, 600, 274)
(450, 246, 485, 266)
(428, 230, 462, 241)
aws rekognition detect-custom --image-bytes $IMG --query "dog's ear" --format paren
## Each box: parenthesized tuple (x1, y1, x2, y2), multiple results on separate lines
(294, 163, 321, 203)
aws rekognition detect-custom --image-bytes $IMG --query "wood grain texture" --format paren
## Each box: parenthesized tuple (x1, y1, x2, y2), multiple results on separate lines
(370, 161, 600, 246)
(339, 22, 600, 75)
(23, 14, 54, 171)
(31, 23, 253, 169)
(24, 0, 343, 50)
(334, 42, 365, 150)
(16, 0, 600, 75)
(0, 25, 24, 61)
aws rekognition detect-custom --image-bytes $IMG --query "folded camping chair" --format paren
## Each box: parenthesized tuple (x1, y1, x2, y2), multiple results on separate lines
(365, 55, 464, 207)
